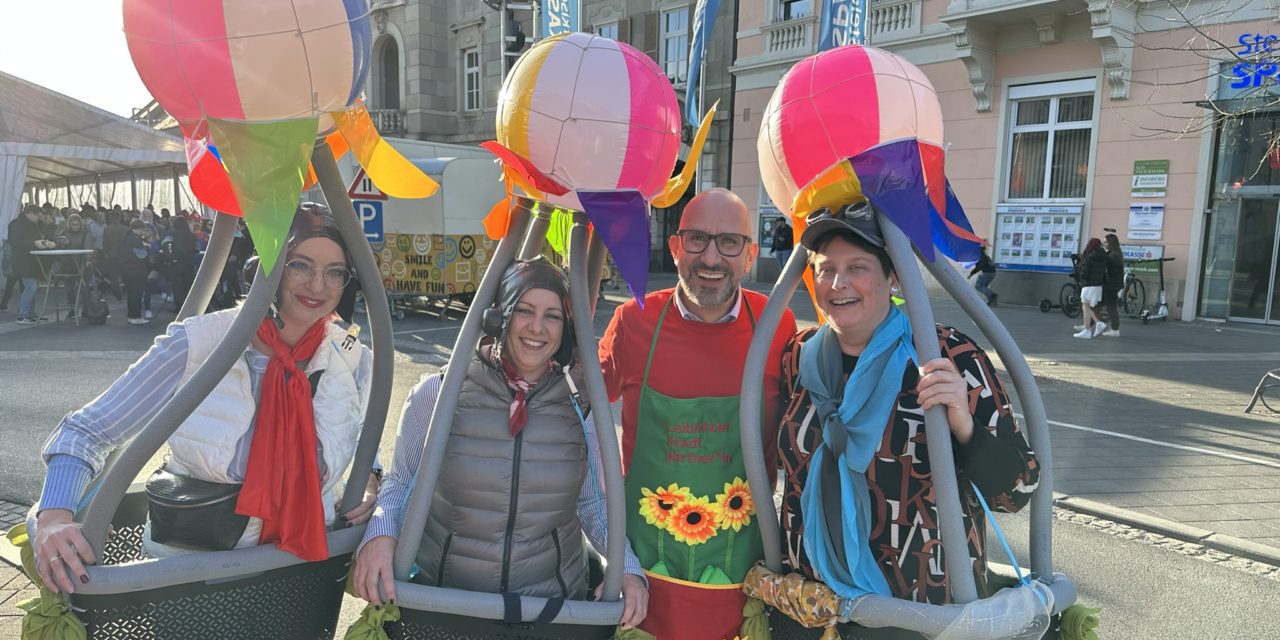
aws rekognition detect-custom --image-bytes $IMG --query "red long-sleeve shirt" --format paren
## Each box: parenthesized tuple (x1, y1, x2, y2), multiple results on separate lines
(598, 288, 797, 475)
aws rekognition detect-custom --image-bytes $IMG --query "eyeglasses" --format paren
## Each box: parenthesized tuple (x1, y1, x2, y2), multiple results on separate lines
(675, 230, 751, 257)
(284, 260, 353, 290)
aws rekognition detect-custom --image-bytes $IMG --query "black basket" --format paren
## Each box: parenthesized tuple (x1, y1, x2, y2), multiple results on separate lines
(386, 609, 616, 640)
(70, 490, 351, 640)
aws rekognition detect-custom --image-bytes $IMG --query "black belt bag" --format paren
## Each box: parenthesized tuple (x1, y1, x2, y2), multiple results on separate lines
(146, 466, 251, 551)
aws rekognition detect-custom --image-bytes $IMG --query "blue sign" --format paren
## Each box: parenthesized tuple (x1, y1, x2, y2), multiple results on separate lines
(1226, 33, 1280, 93)
(354, 200, 383, 243)
(541, 0, 579, 37)
(685, 0, 722, 123)
(819, 0, 869, 51)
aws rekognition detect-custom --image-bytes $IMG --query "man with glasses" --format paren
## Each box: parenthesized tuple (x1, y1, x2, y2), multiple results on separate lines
(598, 188, 797, 639)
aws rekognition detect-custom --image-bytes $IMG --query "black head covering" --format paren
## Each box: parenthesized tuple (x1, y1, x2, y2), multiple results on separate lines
(482, 258, 575, 367)
(283, 202, 359, 323)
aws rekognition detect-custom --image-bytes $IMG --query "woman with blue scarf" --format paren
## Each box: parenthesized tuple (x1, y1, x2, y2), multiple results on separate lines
(775, 203, 1041, 615)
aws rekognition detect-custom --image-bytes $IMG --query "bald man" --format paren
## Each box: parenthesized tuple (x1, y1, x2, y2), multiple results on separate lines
(599, 188, 796, 639)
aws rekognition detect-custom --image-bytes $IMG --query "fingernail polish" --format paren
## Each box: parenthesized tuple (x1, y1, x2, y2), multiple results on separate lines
(375, 605, 381, 611)
(389, 599, 395, 605)
(81, 575, 89, 584)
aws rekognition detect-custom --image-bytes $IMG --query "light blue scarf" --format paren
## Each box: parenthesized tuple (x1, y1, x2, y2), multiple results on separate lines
(798, 304, 917, 600)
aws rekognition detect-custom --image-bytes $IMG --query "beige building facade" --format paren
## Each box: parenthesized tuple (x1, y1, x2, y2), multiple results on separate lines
(732, 0, 1280, 324)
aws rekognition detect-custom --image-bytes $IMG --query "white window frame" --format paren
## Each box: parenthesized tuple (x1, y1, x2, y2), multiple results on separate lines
(660, 7, 689, 86)
(462, 47, 481, 112)
(1004, 78, 1096, 202)
(775, 0, 812, 22)
(595, 22, 619, 40)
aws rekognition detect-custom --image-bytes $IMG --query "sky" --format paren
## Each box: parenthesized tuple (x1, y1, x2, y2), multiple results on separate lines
(2, 1, 154, 117)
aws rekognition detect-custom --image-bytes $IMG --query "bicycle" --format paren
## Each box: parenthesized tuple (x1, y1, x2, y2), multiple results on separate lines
(1037, 253, 1083, 317)
(1120, 261, 1146, 317)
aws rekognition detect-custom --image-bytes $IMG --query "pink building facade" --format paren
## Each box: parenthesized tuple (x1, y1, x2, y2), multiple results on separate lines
(732, 0, 1280, 324)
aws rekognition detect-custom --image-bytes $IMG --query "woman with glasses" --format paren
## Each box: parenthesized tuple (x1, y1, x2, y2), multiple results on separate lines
(31, 203, 379, 595)
(775, 202, 1040, 608)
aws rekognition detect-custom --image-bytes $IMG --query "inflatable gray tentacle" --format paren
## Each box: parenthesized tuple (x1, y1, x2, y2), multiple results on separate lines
(878, 212, 978, 604)
(176, 212, 237, 321)
(518, 199, 550, 260)
(584, 229, 607, 318)
(568, 212, 624, 602)
(391, 206, 532, 578)
(921, 255, 1055, 578)
(739, 245, 809, 573)
(312, 144, 396, 516)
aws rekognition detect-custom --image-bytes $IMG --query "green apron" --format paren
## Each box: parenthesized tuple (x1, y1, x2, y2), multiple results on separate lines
(627, 298, 763, 639)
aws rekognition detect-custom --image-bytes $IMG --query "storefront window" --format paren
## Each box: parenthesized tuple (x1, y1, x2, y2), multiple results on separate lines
(1004, 80, 1095, 201)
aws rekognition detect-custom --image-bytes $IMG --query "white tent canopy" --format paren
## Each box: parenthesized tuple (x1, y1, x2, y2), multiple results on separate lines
(0, 70, 190, 246)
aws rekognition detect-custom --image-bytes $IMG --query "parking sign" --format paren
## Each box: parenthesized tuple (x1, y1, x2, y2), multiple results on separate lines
(354, 200, 383, 243)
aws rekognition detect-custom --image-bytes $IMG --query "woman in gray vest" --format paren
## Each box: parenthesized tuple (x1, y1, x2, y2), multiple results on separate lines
(353, 258, 649, 630)
(31, 203, 379, 594)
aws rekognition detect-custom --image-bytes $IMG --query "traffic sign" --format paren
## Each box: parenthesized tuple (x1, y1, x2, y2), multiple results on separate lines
(347, 168, 387, 200)
(354, 200, 384, 243)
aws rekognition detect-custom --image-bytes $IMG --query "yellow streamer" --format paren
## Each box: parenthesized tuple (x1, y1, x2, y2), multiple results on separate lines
(652, 100, 720, 208)
(332, 105, 439, 199)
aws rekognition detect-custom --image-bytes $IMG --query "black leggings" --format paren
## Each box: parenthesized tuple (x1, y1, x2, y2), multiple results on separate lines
(1102, 289, 1120, 330)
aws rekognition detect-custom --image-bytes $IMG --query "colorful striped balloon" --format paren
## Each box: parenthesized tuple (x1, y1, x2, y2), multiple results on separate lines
(123, 0, 370, 125)
(494, 32, 681, 211)
(758, 45, 946, 218)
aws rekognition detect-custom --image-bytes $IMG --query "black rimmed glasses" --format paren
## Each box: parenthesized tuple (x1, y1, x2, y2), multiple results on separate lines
(284, 260, 353, 290)
(675, 230, 751, 257)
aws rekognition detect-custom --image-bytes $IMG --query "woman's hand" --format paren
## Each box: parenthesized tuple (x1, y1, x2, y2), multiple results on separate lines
(594, 574, 649, 630)
(34, 508, 96, 594)
(353, 535, 398, 606)
(916, 358, 974, 444)
(339, 471, 380, 527)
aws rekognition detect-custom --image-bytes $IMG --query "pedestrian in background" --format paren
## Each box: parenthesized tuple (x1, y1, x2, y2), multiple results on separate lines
(1073, 237, 1108, 339)
(772, 216, 793, 269)
(968, 245, 998, 306)
(1100, 233, 1124, 337)
(119, 219, 152, 325)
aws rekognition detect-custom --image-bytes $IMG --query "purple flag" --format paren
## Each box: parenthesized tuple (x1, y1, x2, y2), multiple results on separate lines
(933, 180, 982, 263)
(577, 190, 651, 307)
(848, 140, 938, 262)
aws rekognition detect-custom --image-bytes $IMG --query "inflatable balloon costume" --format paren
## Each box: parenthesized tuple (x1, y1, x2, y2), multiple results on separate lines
(17, 1, 435, 638)
(738, 45, 1078, 639)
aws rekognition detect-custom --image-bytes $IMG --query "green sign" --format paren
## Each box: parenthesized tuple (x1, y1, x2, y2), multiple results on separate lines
(1132, 160, 1169, 197)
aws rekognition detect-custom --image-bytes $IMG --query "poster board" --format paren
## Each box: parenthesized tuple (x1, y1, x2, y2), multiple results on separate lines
(993, 204, 1084, 273)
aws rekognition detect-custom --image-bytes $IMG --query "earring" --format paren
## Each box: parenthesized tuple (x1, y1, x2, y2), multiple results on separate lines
(890, 286, 901, 295)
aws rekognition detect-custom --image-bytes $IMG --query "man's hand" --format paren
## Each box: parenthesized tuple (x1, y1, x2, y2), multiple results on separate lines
(594, 574, 649, 630)
(34, 508, 96, 594)
(353, 535, 397, 606)
(916, 358, 974, 444)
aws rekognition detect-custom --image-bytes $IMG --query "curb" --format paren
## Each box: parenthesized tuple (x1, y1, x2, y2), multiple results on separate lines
(1053, 493, 1280, 567)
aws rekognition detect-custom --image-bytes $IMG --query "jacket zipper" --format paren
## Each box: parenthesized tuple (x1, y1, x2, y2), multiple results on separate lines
(496, 366, 562, 593)
(550, 528, 569, 597)
(499, 429, 523, 593)
(436, 533, 453, 587)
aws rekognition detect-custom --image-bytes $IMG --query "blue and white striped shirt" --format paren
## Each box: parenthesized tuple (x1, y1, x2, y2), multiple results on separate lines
(360, 372, 644, 579)
(39, 321, 362, 513)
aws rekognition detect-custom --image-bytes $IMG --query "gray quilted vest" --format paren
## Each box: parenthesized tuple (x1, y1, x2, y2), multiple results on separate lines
(416, 353, 589, 599)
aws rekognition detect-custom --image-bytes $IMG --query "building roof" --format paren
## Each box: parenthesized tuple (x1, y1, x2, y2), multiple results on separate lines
(0, 70, 184, 187)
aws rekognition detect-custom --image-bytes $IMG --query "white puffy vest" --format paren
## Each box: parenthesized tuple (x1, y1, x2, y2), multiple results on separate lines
(145, 309, 369, 557)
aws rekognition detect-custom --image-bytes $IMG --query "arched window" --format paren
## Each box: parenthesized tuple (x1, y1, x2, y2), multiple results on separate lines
(374, 36, 400, 110)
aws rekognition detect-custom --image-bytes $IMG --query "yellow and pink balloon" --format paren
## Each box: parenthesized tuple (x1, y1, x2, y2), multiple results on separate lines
(481, 32, 717, 304)
(123, 0, 438, 272)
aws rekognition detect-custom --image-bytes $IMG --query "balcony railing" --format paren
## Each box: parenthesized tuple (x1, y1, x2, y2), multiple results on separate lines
(761, 15, 819, 56)
(870, 0, 922, 42)
(370, 109, 407, 136)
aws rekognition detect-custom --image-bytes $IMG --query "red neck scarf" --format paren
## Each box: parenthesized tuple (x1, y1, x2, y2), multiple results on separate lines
(236, 316, 332, 561)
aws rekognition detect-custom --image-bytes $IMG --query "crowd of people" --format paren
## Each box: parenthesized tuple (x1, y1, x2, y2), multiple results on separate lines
(2, 201, 255, 325)
(22, 194, 1041, 639)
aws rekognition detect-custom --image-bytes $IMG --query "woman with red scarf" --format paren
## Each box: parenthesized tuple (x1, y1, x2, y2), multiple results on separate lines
(352, 258, 649, 631)
(32, 203, 378, 594)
